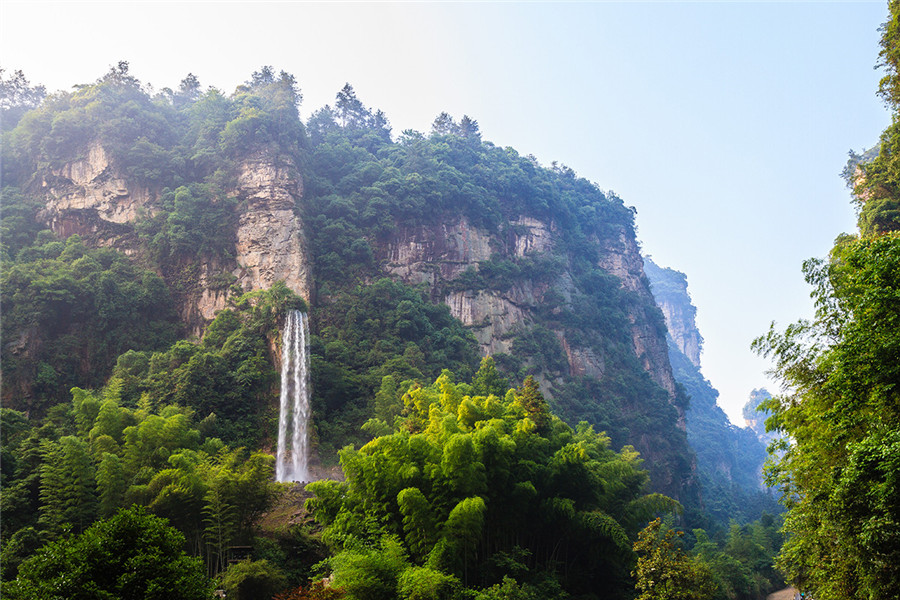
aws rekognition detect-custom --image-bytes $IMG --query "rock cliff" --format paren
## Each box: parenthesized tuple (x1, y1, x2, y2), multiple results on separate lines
(31, 138, 694, 501)
(381, 217, 678, 404)
(645, 258, 777, 521)
(643, 258, 702, 367)
(377, 215, 695, 500)
(39, 142, 153, 252)
(382, 217, 675, 398)
(36, 143, 312, 333)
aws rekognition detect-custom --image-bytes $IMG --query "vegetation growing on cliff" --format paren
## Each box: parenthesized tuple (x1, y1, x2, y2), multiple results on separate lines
(0, 233, 181, 411)
(310, 278, 479, 455)
(0, 61, 771, 596)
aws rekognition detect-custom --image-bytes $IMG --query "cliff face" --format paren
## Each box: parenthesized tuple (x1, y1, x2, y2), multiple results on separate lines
(37, 143, 312, 333)
(645, 258, 777, 521)
(595, 230, 678, 400)
(643, 259, 702, 367)
(233, 153, 312, 302)
(376, 215, 695, 500)
(39, 142, 153, 252)
(31, 138, 694, 501)
(382, 217, 678, 407)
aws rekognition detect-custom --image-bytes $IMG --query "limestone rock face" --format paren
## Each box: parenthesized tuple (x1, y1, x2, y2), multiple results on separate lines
(643, 258, 703, 368)
(383, 217, 555, 356)
(39, 142, 152, 250)
(36, 143, 312, 333)
(232, 153, 312, 303)
(659, 295, 703, 367)
(595, 229, 679, 402)
(444, 288, 532, 355)
(510, 216, 553, 257)
(384, 217, 493, 288)
(381, 217, 679, 407)
(384, 218, 537, 358)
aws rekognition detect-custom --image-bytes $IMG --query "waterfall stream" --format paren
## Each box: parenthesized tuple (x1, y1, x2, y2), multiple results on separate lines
(275, 310, 311, 483)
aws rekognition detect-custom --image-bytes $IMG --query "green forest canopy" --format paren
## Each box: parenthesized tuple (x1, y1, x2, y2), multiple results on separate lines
(1, 63, 787, 599)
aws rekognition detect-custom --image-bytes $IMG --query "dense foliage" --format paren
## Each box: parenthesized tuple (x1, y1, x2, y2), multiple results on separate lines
(751, 5, 900, 597)
(689, 515, 785, 600)
(630, 514, 783, 600)
(4, 506, 213, 600)
(632, 518, 716, 600)
(302, 89, 694, 501)
(754, 234, 900, 599)
(0, 383, 275, 580)
(310, 278, 480, 455)
(0, 232, 181, 410)
(109, 283, 304, 448)
(0, 63, 306, 412)
(306, 363, 681, 599)
(1, 62, 303, 189)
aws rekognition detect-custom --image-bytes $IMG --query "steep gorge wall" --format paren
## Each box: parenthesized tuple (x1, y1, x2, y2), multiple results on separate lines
(643, 258, 702, 367)
(34, 140, 695, 501)
(645, 258, 775, 520)
(382, 216, 678, 407)
(377, 215, 696, 500)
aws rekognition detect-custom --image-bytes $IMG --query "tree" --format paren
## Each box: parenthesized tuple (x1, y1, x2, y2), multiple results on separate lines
(220, 559, 287, 600)
(514, 376, 550, 431)
(0, 69, 46, 131)
(753, 235, 900, 599)
(431, 112, 457, 136)
(471, 356, 508, 398)
(176, 73, 202, 106)
(632, 518, 716, 600)
(6, 506, 213, 600)
(335, 84, 369, 129)
(38, 436, 97, 537)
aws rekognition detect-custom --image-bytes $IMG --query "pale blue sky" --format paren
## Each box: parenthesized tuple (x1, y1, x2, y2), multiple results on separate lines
(1, 1, 890, 423)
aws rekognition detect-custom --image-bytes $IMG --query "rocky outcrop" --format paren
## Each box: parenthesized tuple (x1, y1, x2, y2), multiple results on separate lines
(232, 153, 312, 302)
(380, 217, 679, 405)
(643, 258, 703, 367)
(36, 143, 312, 333)
(596, 230, 678, 401)
(376, 215, 697, 500)
(39, 142, 152, 253)
(384, 217, 494, 289)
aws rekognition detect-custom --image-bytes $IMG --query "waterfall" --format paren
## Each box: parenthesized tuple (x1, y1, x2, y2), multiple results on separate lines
(276, 310, 311, 483)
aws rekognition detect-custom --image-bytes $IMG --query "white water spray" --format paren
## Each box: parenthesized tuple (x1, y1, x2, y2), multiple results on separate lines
(276, 310, 311, 483)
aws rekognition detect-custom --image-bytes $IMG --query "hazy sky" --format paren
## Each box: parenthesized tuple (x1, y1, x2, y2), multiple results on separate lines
(1, 1, 890, 424)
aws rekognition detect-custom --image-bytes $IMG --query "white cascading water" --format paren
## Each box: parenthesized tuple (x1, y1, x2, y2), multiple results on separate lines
(276, 310, 311, 483)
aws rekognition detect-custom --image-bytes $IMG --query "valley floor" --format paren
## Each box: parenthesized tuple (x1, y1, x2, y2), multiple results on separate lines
(766, 587, 798, 600)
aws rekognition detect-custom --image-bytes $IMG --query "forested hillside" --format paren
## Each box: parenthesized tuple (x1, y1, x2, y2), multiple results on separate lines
(0, 62, 786, 599)
(0, 63, 698, 499)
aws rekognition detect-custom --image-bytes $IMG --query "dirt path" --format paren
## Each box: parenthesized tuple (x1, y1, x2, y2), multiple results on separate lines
(766, 588, 797, 600)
